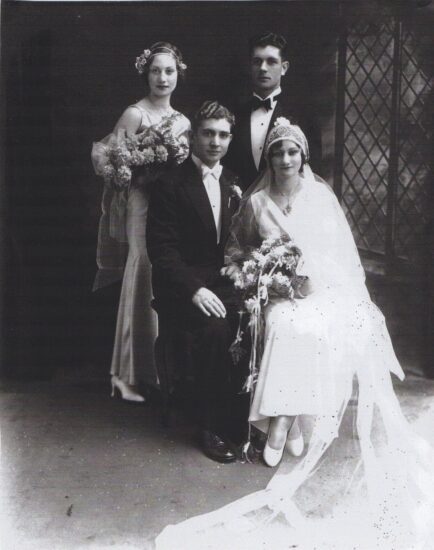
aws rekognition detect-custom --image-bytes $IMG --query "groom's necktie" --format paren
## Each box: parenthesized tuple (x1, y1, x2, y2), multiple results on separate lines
(202, 164, 223, 182)
(251, 93, 281, 112)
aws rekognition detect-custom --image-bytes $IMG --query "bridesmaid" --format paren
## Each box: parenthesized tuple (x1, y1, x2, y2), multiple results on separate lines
(92, 43, 190, 401)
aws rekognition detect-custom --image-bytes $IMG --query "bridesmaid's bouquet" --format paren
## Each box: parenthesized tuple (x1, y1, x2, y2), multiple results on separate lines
(96, 113, 189, 192)
(230, 235, 307, 393)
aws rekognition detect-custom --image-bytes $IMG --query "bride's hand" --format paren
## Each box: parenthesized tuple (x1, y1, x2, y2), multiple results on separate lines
(297, 277, 314, 298)
(220, 265, 240, 282)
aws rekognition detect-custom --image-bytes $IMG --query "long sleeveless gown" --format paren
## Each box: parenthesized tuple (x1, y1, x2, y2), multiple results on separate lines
(95, 104, 190, 387)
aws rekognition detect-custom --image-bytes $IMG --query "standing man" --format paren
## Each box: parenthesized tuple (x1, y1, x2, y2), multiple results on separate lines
(146, 101, 244, 463)
(225, 31, 320, 190)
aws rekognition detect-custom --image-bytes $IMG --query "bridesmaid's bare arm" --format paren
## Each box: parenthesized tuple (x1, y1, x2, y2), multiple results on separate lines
(113, 106, 142, 136)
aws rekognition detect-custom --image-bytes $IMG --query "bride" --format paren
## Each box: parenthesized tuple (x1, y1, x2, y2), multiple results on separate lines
(155, 118, 434, 549)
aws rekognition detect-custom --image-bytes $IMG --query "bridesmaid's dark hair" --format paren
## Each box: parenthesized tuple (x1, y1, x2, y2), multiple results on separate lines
(192, 100, 236, 133)
(138, 42, 186, 84)
(249, 32, 288, 62)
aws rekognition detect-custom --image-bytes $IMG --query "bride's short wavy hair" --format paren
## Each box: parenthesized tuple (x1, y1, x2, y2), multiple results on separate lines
(136, 41, 187, 83)
(192, 100, 235, 133)
(268, 140, 307, 175)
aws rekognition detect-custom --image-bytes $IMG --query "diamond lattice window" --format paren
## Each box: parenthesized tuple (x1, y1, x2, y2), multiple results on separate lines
(339, 18, 432, 262)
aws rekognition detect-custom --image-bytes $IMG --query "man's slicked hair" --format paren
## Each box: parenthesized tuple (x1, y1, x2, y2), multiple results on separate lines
(249, 32, 288, 61)
(192, 100, 235, 133)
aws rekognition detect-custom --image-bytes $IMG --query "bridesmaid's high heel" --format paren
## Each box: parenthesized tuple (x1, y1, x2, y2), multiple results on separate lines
(111, 375, 145, 403)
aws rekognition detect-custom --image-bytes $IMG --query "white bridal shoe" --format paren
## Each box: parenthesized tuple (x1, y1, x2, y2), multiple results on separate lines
(286, 418, 304, 457)
(263, 435, 286, 467)
(111, 375, 145, 403)
(263, 417, 304, 467)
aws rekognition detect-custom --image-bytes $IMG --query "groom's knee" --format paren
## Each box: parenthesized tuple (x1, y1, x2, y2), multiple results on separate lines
(200, 315, 231, 343)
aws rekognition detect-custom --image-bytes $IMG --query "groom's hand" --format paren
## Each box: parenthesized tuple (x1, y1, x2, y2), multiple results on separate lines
(192, 288, 226, 318)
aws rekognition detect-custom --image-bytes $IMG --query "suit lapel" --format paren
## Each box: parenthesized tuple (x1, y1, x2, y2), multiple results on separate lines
(238, 104, 256, 174)
(259, 100, 283, 172)
(183, 159, 217, 242)
(219, 171, 231, 246)
(219, 168, 241, 246)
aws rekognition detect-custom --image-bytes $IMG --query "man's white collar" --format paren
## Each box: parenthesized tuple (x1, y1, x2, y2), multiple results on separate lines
(253, 86, 282, 103)
(192, 154, 222, 179)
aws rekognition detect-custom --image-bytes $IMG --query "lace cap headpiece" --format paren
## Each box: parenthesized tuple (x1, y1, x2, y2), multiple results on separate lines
(135, 44, 187, 75)
(265, 117, 309, 161)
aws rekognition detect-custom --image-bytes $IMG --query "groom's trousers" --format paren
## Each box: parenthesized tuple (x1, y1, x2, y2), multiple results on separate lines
(168, 278, 250, 443)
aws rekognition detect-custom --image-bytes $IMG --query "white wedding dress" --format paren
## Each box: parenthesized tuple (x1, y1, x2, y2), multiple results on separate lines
(155, 170, 434, 550)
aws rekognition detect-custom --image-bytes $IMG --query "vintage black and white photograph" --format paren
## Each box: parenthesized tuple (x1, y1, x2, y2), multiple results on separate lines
(1, 0, 433, 548)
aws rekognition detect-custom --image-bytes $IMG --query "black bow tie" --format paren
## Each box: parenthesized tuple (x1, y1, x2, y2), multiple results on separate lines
(251, 94, 280, 112)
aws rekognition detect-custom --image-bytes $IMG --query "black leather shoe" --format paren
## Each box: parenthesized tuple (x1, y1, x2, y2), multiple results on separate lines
(200, 430, 237, 463)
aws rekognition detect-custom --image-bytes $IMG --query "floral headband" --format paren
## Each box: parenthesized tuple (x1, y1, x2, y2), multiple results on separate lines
(135, 46, 187, 75)
(265, 117, 309, 161)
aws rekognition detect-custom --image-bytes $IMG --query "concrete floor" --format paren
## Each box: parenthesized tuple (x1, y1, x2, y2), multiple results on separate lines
(1, 369, 433, 550)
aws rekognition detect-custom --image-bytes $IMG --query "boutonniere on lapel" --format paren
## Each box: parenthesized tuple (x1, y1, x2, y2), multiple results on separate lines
(228, 178, 243, 208)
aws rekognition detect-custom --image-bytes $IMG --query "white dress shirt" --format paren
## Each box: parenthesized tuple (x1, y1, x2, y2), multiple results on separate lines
(192, 154, 222, 243)
(250, 87, 282, 170)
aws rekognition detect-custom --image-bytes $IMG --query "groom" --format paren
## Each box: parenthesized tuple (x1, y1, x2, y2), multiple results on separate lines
(146, 101, 244, 463)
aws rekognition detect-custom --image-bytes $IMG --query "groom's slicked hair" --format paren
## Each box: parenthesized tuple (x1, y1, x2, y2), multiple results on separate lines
(249, 32, 288, 61)
(192, 100, 235, 133)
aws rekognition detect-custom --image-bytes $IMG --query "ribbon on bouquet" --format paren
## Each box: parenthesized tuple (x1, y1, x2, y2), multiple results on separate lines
(109, 190, 128, 243)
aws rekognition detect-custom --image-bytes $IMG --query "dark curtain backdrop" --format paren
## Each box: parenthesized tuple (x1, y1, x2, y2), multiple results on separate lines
(1, 1, 340, 378)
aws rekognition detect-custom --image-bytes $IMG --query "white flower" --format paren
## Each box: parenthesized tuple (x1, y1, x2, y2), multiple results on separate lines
(230, 184, 242, 199)
(155, 145, 169, 163)
(260, 237, 277, 253)
(102, 165, 116, 183)
(142, 147, 156, 164)
(274, 117, 292, 129)
(116, 165, 132, 184)
(271, 245, 287, 257)
(242, 260, 256, 273)
(251, 251, 267, 267)
(273, 272, 291, 286)
(135, 49, 152, 74)
(260, 274, 273, 287)
(244, 273, 256, 285)
(130, 150, 146, 166)
(245, 297, 260, 314)
(233, 273, 244, 289)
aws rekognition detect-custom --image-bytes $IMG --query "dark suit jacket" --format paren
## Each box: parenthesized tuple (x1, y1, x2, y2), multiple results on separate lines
(225, 97, 321, 190)
(224, 99, 284, 191)
(146, 158, 241, 307)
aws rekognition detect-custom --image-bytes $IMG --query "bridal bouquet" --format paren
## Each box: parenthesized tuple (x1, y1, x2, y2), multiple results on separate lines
(230, 235, 307, 392)
(97, 113, 189, 191)
(234, 234, 306, 307)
